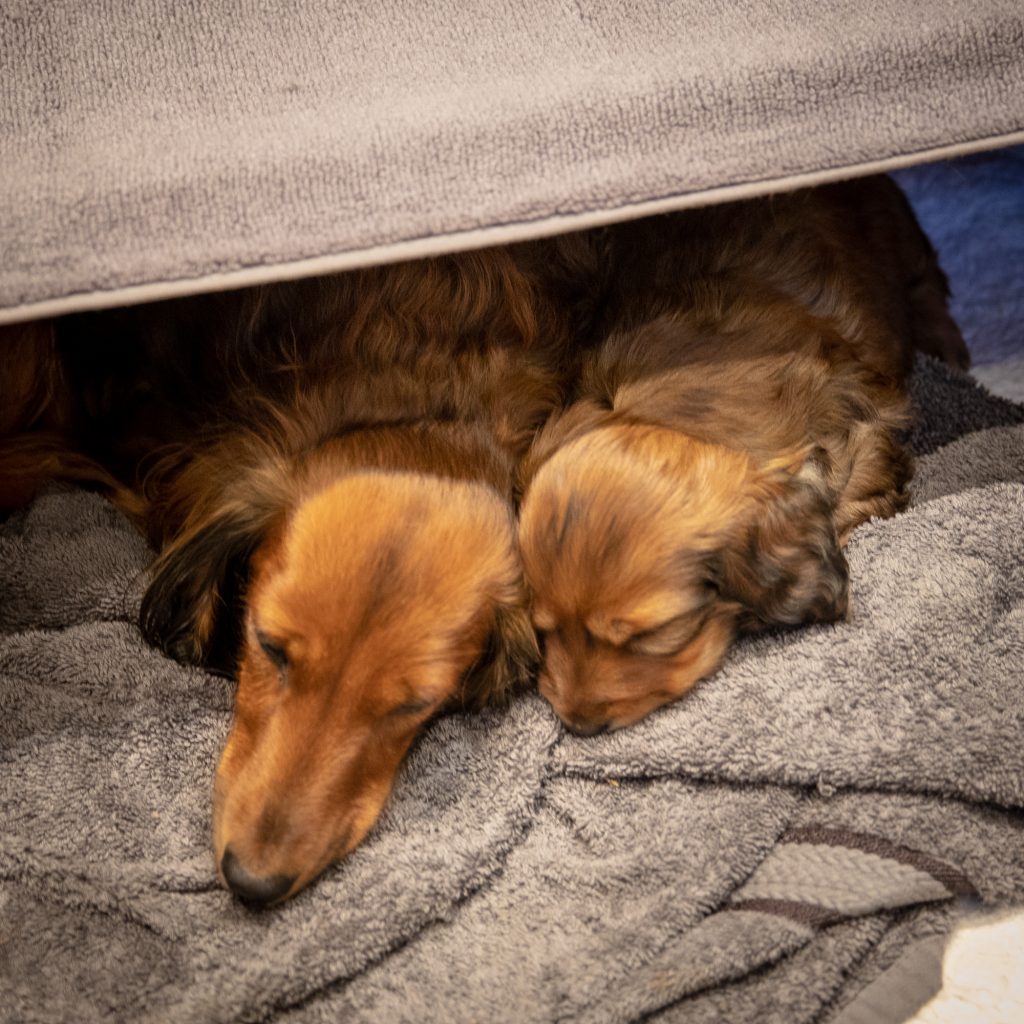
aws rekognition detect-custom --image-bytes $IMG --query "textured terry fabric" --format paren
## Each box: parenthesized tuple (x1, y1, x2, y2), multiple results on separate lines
(1, 0, 1024, 320)
(2, 357, 1024, 1024)
(829, 935, 947, 1024)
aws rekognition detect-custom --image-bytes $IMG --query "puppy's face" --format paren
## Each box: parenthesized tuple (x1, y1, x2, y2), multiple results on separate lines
(213, 472, 532, 904)
(519, 424, 847, 734)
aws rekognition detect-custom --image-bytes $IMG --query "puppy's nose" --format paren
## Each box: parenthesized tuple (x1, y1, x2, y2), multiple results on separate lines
(564, 717, 610, 737)
(220, 847, 296, 907)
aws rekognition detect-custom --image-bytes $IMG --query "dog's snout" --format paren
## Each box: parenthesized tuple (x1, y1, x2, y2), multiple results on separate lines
(220, 847, 295, 907)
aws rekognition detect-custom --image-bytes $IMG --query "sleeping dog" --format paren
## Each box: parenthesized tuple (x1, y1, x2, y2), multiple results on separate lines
(0, 247, 592, 904)
(517, 176, 968, 735)
(0, 175, 965, 900)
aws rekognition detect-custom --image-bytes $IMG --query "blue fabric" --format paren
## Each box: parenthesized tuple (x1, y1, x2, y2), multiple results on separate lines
(896, 145, 1024, 367)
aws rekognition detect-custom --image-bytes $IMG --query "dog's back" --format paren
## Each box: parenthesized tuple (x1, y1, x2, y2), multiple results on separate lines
(576, 175, 966, 379)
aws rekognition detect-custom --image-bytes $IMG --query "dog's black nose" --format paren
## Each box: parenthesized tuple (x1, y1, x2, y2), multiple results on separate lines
(220, 847, 295, 906)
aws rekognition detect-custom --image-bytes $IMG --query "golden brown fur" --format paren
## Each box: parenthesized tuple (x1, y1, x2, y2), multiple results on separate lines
(518, 176, 968, 734)
(214, 466, 533, 898)
(0, 244, 595, 903)
(141, 250, 588, 903)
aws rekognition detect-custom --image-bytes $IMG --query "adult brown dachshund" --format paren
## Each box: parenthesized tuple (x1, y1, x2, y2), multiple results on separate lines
(0, 247, 596, 904)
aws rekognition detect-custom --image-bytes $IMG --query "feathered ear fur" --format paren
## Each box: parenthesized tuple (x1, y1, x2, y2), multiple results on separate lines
(140, 512, 267, 673)
(139, 442, 291, 673)
(718, 448, 849, 630)
(460, 594, 540, 710)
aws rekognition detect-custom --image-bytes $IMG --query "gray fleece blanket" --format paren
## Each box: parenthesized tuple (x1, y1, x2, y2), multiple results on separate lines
(1, 355, 1023, 1024)
(2, 0, 1023, 322)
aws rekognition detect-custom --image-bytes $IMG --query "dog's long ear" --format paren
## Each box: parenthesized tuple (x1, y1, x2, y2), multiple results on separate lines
(140, 512, 268, 673)
(717, 448, 849, 630)
(139, 446, 290, 674)
(460, 591, 540, 710)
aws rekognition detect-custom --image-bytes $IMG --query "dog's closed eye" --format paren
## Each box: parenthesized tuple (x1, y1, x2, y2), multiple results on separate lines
(255, 629, 289, 672)
(389, 698, 434, 717)
(623, 607, 712, 658)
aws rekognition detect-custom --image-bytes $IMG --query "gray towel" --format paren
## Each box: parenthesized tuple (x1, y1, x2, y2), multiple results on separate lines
(2, 356, 1023, 1024)
(2, 1, 1023, 321)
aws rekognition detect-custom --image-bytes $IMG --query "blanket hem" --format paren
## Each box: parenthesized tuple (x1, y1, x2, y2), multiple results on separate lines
(2, 128, 1022, 328)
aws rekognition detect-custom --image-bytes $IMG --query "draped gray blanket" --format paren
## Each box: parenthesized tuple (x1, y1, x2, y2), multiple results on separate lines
(2, 0, 1023, 322)
(2, 356, 1023, 1024)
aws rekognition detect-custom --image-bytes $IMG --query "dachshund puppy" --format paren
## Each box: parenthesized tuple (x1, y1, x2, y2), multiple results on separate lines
(1, 245, 591, 903)
(518, 176, 968, 735)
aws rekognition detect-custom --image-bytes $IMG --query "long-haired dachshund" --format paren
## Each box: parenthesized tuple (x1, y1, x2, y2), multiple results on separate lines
(0, 245, 600, 904)
(517, 176, 968, 735)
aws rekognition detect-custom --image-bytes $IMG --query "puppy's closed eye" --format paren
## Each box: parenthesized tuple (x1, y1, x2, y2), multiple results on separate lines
(624, 607, 712, 658)
(389, 698, 435, 717)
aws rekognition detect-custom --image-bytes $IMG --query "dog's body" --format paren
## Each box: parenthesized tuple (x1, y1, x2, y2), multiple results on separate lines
(518, 177, 968, 734)
(1, 245, 597, 902)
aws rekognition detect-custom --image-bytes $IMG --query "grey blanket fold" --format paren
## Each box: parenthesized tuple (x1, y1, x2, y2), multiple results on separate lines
(2, 357, 1023, 1024)
(2, 1, 1023, 320)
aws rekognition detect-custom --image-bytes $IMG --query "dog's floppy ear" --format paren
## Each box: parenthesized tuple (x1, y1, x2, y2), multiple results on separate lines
(460, 592, 540, 709)
(139, 445, 290, 674)
(139, 511, 268, 674)
(717, 448, 848, 630)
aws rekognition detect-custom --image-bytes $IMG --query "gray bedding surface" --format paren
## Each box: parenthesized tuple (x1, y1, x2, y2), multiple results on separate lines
(1, 356, 1022, 1024)
(2, 1, 1023, 321)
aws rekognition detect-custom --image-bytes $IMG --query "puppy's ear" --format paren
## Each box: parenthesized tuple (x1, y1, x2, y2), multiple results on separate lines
(717, 448, 848, 630)
(460, 594, 540, 709)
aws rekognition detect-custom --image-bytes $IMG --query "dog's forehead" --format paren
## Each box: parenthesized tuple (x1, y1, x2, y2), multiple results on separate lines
(295, 471, 510, 556)
(523, 446, 685, 582)
(522, 427, 748, 629)
(527, 427, 685, 524)
(257, 471, 516, 639)
(523, 423, 761, 567)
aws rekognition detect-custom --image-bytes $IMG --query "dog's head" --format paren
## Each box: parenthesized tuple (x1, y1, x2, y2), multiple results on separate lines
(143, 458, 535, 904)
(519, 422, 847, 734)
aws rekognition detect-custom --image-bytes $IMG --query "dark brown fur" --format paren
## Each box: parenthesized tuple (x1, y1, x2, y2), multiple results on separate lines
(518, 176, 967, 734)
